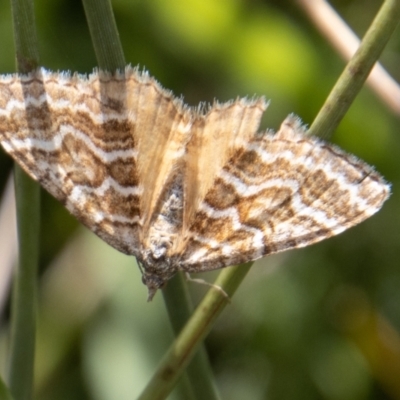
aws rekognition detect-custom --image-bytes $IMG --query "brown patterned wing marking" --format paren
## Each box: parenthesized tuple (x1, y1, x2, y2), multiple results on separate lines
(184, 98, 267, 232)
(0, 67, 170, 255)
(125, 73, 192, 235)
(179, 116, 390, 272)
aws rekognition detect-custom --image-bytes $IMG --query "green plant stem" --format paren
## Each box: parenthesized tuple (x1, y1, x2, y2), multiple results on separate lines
(81, 0, 125, 71)
(162, 273, 221, 400)
(7, 0, 40, 399)
(308, 0, 400, 139)
(9, 0, 39, 73)
(138, 263, 252, 400)
(8, 169, 39, 400)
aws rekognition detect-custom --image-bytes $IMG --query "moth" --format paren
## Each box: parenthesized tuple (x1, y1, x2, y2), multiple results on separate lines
(0, 67, 390, 300)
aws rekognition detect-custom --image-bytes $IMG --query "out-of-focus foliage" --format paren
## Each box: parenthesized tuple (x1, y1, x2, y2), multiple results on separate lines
(0, 0, 399, 399)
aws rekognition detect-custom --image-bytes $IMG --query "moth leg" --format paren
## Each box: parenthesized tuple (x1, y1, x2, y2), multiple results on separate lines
(184, 272, 231, 302)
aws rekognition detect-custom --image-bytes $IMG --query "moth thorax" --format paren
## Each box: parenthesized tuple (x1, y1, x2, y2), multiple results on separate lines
(144, 171, 184, 266)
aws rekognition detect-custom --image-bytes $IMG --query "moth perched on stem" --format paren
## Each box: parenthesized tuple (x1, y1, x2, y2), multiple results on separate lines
(0, 67, 390, 300)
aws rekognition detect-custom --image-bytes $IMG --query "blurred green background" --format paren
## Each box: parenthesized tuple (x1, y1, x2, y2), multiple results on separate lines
(0, 0, 399, 399)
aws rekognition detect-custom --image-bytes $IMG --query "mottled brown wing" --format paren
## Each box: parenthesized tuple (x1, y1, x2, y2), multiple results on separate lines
(0, 67, 190, 256)
(178, 116, 390, 272)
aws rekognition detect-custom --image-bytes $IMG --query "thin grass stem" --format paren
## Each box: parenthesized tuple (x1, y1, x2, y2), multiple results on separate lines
(7, 0, 41, 399)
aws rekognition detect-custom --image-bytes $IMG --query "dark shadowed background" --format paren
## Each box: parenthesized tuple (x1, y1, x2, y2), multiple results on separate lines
(0, 0, 399, 399)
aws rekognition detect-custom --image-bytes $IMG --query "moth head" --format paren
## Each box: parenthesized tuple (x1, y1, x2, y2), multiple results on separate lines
(142, 272, 167, 301)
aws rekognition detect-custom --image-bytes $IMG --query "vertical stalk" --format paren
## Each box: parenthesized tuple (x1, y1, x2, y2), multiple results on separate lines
(7, 0, 40, 399)
(162, 274, 221, 400)
(138, 263, 252, 400)
(81, 0, 126, 71)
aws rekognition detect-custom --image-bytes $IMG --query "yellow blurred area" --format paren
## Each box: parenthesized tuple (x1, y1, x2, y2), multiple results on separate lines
(149, 0, 317, 100)
(150, 0, 240, 55)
